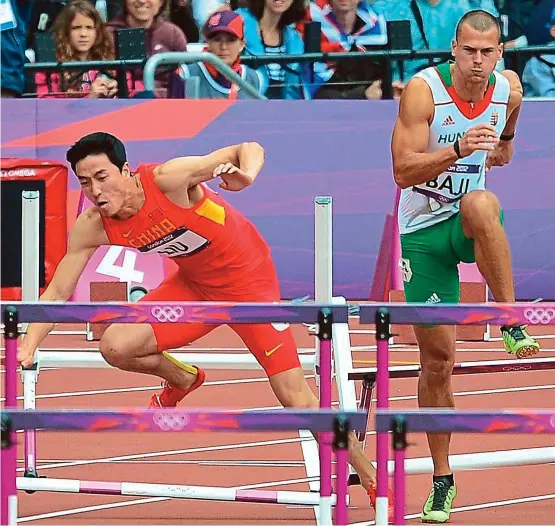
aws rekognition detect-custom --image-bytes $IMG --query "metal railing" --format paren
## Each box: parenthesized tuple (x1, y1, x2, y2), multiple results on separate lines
(142, 52, 266, 99)
(22, 45, 555, 99)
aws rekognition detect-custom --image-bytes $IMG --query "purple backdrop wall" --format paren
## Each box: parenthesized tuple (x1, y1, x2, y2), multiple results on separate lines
(2, 99, 554, 300)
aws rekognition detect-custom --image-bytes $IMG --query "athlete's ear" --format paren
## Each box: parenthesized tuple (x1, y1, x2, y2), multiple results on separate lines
(121, 162, 131, 177)
(451, 38, 457, 57)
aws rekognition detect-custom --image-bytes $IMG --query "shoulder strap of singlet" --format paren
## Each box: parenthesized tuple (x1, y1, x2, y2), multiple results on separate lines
(491, 70, 511, 103)
(413, 64, 451, 104)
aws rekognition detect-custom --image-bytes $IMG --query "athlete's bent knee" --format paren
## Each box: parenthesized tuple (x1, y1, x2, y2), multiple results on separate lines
(99, 328, 134, 370)
(461, 190, 500, 222)
(460, 190, 501, 238)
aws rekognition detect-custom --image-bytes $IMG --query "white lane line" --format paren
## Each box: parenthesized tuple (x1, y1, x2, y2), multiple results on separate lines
(17, 436, 315, 472)
(1, 374, 316, 402)
(5, 372, 551, 405)
(17, 497, 169, 523)
(0, 376, 279, 402)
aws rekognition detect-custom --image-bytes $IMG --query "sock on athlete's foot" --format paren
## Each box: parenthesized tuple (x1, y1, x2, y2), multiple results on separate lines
(433, 474, 454, 487)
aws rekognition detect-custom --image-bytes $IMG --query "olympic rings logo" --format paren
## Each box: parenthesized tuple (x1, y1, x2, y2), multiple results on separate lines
(523, 307, 555, 325)
(151, 306, 185, 323)
(152, 412, 190, 431)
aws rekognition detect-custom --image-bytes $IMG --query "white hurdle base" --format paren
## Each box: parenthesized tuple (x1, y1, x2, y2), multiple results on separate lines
(34, 350, 316, 371)
(16, 477, 342, 506)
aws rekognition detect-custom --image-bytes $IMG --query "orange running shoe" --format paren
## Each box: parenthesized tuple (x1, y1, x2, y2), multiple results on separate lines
(367, 484, 395, 523)
(149, 367, 206, 408)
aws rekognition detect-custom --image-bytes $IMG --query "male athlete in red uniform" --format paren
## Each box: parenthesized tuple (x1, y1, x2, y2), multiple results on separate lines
(17, 132, 393, 518)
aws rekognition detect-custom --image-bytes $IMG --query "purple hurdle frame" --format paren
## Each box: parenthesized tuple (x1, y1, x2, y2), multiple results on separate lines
(318, 308, 334, 524)
(376, 409, 555, 526)
(2, 307, 19, 526)
(359, 302, 555, 525)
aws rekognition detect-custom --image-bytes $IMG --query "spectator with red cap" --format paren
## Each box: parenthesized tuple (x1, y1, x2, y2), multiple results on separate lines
(171, 11, 266, 99)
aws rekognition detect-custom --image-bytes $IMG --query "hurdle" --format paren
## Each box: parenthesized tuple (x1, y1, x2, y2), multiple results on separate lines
(376, 408, 555, 525)
(1, 301, 353, 525)
(14, 195, 331, 490)
(355, 302, 555, 525)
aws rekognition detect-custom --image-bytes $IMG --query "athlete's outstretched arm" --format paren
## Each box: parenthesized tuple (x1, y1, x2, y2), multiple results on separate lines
(155, 142, 265, 191)
(391, 78, 499, 188)
(17, 209, 106, 367)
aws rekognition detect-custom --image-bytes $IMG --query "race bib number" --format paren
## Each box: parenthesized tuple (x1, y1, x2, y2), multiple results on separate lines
(138, 227, 209, 258)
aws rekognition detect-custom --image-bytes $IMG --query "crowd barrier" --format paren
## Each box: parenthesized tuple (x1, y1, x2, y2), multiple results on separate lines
(22, 46, 555, 99)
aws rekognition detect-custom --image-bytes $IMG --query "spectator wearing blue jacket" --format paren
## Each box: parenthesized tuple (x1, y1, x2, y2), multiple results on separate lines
(236, 0, 311, 99)
(1, 0, 34, 97)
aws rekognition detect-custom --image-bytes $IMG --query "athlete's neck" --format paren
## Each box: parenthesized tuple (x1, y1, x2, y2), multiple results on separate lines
(115, 177, 145, 219)
(450, 64, 489, 103)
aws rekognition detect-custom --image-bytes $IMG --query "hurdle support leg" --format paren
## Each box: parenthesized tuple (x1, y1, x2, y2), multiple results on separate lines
(392, 416, 407, 526)
(22, 363, 40, 487)
(333, 415, 350, 526)
(1, 307, 20, 526)
(346, 372, 376, 486)
(330, 296, 362, 486)
(299, 196, 333, 508)
(318, 307, 334, 526)
(314, 196, 333, 385)
(21, 190, 40, 485)
(357, 373, 375, 444)
(376, 307, 391, 525)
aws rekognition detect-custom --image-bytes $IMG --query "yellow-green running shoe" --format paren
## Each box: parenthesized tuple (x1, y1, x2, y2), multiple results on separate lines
(421, 480, 456, 523)
(501, 325, 541, 358)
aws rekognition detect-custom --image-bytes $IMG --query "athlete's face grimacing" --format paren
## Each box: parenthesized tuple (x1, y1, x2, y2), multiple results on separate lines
(452, 24, 502, 84)
(75, 154, 131, 217)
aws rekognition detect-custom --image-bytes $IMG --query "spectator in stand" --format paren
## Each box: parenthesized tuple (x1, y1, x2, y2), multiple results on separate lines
(372, 0, 490, 87)
(107, 0, 188, 96)
(190, 0, 249, 37)
(170, 10, 266, 99)
(525, 0, 555, 45)
(522, 5, 555, 97)
(1, 0, 35, 97)
(191, 0, 228, 34)
(508, 0, 555, 48)
(34, 0, 134, 98)
(235, 0, 311, 99)
(299, 0, 393, 99)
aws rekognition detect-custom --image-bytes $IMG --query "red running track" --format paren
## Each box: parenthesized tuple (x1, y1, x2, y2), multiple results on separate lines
(2, 321, 554, 525)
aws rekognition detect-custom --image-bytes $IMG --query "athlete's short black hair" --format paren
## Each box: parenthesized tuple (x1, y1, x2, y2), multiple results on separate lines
(66, 132, 127, 174)
(456, 9, 501, 43)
